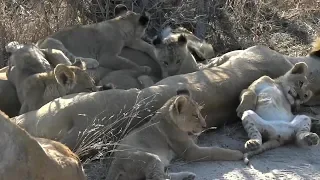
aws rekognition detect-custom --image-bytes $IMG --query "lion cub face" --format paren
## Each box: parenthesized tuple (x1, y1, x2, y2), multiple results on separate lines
(280, 62, 313, 105)
(153, 34, 189, 77)
(169, 89, 206, 135)
(54, 60, 97, 94)
(113, 4, 150, 39)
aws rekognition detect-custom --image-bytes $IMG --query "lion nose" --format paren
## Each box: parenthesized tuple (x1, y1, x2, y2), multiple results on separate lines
(201, 120, 207, 128)
(96, 86, 104, 91)
(97, 83, 115, 91)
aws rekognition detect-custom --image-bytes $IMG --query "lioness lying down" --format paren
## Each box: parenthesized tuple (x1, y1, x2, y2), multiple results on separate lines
(237, 62, 319, 164)
(11, 38, 320, 150)
(0, 110, 86, 180)
(107, 89, 243, 180)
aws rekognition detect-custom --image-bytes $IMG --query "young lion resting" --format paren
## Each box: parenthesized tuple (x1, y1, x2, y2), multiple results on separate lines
(107, 89, 243, 180)
(19, 60, 111, 114)
(37, 4, 156, 74)
(236, 62, 320, 164)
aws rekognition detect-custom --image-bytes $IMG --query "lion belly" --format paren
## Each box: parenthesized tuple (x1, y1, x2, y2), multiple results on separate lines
(255, 85, 293, 122)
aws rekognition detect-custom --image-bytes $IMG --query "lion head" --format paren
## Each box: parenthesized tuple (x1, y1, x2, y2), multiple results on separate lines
(277, 62, 313, 106)
(112, 4, 150, 40)
(54, 60, 98, 94)
(153, 34, 196, 77)
(166, 88, 206, 135)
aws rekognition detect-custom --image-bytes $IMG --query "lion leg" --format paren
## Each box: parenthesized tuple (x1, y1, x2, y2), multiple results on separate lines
(41, 48, 72, 67)
(242, 110, 301, 165)
(241, 110, 264, 151)
(126, 39, 158, 62)
(99, 54, 150, 73)
(244, 139, 284, 165)
(293, 115, 320, 147)
(107, 151, 168, 180)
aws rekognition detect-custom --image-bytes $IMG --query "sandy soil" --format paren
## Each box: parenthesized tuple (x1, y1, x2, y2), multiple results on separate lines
(84, 122, 320, 180)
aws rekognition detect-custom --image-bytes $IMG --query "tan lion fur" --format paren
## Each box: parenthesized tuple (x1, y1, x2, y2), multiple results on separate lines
(0, 110, 86, 180)
(37, 4, 157, 75)
(11, 37, 320, 150)
(19, 61, 99, 114)
(236, 62, 319, 165)
(106, 89, 242, 180)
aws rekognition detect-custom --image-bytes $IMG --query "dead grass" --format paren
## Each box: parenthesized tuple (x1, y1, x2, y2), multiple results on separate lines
(0, 0, 319, 67)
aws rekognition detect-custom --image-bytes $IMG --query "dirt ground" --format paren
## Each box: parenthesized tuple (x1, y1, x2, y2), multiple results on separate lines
(84, 122, 320, 180)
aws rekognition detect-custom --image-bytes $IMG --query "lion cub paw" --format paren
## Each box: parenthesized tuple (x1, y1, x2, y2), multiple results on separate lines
(182, 173, 196, 180)
(245, 139, 261, 151)
(303, 133, 320, 146)
(77, 57, 99, 69)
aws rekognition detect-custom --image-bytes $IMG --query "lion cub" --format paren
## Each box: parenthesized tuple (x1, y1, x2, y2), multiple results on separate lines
(236, 62, 320, 164)
(38, 4, 156, 73)
(107, 89, 243, 180)
(19, 60, 106, 114)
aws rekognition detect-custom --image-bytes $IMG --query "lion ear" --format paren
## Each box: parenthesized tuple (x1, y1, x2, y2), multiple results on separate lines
(54, 64, 76, 88)
(72, 59, 86, 70)
(173, 96, 188, 114)
(114, 4, 128, 17)
(177, 34, 187, 46)
(290, 62, 308, 75)
(5, 41, 24, 53)
(152, 36, 162, 47)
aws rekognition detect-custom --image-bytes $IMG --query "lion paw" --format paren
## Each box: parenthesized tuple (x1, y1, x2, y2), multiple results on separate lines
(182, 173, 196, 180)
(78, 57, 99, 69)
(303, 133, 320, 146)
(245, 139, 261, 151)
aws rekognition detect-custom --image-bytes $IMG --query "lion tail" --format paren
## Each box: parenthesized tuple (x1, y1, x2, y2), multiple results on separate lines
(310, 37, 320, 57)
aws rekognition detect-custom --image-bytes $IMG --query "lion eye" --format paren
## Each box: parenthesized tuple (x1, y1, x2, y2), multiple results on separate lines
(163, 61, 169, 67)
(86, 87, 94, 92)
(176, 60, 181, 64)
(298, 81, 304, 87)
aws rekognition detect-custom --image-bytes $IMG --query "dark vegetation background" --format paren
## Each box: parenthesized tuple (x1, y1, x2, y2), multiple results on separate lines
(0, 0, 319, 68)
